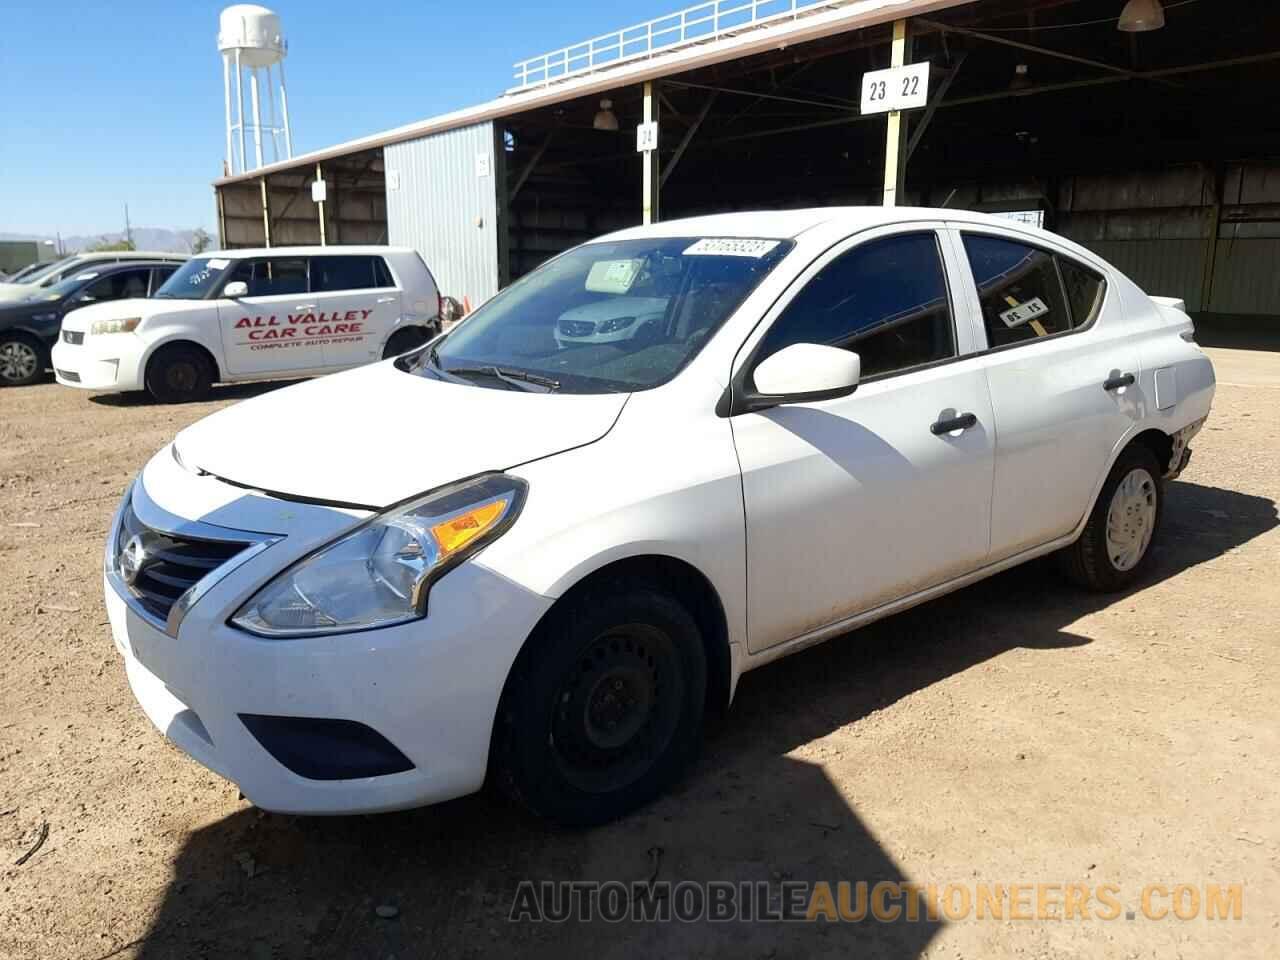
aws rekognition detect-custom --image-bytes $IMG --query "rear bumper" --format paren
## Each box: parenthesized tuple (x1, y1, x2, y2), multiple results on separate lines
(51, 334, 145, 391)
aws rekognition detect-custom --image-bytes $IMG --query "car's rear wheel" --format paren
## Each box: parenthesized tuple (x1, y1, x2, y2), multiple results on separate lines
(495, 584, 707, 826)
(0, 333, 46, 387)
(145, 343, 214, 403)
(1060, 443, 1164, 591)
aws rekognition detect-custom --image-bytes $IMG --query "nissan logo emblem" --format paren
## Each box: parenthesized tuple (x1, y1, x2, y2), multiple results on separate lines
(119, 534, 148, 586)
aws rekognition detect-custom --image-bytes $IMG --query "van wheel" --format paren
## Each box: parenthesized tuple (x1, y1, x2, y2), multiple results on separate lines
(382, 327, 431, 359)
(495, 585, 707, 826)
(145, 344, 213, 403)
(1060, 444, 1164, 592)
(0, 333, 46, 386)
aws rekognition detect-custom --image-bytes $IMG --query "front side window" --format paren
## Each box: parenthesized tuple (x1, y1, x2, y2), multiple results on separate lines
(963, 234, 1073, 348)
(310, 255, 386, 293)
(753, 231, 956, 380)
(420, 236, 792, 394)
(226, 258, 308, 297)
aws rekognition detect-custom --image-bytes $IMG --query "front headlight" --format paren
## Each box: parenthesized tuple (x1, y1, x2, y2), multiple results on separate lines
(90, 317, 142, 335)
(231, 474, 526, 638)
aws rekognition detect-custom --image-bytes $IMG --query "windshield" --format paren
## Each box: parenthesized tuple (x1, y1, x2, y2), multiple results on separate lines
(154, 256, 233, 299)
(420, 237, 792, 394)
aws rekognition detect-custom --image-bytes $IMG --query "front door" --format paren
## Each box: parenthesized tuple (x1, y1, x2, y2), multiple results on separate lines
(950, 228, 1141, 560)
(217, 256, 328, 377)
(732, 227, 996, 653)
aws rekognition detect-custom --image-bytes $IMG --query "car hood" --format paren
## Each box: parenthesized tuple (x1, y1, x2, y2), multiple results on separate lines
(174, 361, 629, 508)
(0, 282, 39, 303)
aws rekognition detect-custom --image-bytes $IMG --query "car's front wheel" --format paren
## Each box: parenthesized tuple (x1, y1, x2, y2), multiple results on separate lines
(495, 584, 707, 826)
(0, 333, 46, 387)
(145, 343, 214, 403)
(1061, 443, 1165, 591)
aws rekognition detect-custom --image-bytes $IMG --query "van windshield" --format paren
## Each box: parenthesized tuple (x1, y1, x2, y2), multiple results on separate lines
(154, 257, 234, 299)
(416, 237, 792, 395)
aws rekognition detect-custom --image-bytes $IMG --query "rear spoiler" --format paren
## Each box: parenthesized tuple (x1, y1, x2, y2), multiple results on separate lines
(1150, 295, 1187, 313)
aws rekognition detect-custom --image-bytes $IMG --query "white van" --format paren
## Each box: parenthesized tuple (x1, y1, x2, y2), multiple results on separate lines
(52, 246, 441, 402)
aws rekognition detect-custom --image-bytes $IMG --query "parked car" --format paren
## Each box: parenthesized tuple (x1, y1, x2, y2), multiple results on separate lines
(53, 246, 442, 402)
(0, 261, 180, 387)
(0, 251, 187, 303)
(104, 208, 1214, 825)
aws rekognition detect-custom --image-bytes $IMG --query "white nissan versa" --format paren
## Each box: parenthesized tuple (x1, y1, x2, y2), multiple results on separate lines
(107, 208, 1214, 825)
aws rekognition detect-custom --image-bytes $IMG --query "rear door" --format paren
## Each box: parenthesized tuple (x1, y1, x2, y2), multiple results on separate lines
(950, 227, 1140, 560)
(309, 254, 400, 368)
(216, 256, 325, 377)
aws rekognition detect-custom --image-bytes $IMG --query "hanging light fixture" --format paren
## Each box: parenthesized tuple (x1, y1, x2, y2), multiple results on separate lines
(1011, 64, 1031, 90)
(592, 98, 619, 131)
(1117, 0, 1165, 32)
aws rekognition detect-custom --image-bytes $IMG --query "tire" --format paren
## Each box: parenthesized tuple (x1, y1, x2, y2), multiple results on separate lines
(495, 584, 707, 826)
(1060, 444, 1164, 592)
(0, 332, 46, 387)
(382, 326, 432, 360)
(145, 343, 214, 403)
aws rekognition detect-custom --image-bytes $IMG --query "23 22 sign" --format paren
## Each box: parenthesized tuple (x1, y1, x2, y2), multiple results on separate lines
(860, 62, 931, 115)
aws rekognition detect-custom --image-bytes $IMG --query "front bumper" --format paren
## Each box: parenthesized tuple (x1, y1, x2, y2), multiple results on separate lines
(106, 455, 555, 814)
(51, 333, 145, 391)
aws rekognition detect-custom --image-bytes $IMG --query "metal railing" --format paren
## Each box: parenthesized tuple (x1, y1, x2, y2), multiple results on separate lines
(511, 0, 850, 90)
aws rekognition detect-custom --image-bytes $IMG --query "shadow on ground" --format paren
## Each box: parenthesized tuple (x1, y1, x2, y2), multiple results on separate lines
(119, 480, 1274, 960)
(88, 379, 309, 407)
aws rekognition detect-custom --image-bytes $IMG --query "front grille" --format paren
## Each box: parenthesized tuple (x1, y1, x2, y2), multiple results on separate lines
(56, 369, 80, 382)
(114, 501, 251, 624)
(63, 330, 84, 345)
(559, 319, 595, 337)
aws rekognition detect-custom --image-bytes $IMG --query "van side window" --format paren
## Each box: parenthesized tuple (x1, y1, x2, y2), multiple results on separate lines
(1058, 255, 1107, 328)
(754, 231, 956, 380)
(961, 234, 1071, 348)
(311, 256, 385, 293)
(226, 258, 308, 297)
(373, 257, 394, 288)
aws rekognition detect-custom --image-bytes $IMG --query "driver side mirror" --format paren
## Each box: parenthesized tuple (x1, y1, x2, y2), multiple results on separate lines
(223, 280, 248, 298)
(735, 343, 860, 414)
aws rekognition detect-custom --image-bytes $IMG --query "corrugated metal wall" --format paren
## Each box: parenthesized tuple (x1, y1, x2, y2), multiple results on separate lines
(1055, 163, 1280, 316)
(384, 122, 504, 305)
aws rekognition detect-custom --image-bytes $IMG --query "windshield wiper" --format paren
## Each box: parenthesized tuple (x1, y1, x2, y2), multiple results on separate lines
(445, 365, 560, 392)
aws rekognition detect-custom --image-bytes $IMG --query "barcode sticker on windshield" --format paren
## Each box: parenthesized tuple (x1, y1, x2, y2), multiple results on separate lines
(683, 238, 781, 258)
(999, 297, 1049, 328)
(206, 258, 230, 270)
(585, 259, 642, 294)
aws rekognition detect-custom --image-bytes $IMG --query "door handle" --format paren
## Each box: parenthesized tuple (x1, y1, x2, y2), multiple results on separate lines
(376, 296, 397, 304)
(931, 412, 978, 435)
(1103, 372, 1136, 392)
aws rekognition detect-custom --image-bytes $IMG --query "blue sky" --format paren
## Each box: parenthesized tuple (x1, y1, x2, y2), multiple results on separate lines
(0, 1, 653, 236)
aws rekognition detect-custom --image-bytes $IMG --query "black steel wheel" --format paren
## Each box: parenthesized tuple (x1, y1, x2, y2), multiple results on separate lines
(145, 343, 213, 403)
(496, 585, 707, 826)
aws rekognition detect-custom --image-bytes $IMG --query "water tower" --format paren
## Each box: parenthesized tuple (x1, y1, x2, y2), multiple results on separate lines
(218, 4, 294, 175)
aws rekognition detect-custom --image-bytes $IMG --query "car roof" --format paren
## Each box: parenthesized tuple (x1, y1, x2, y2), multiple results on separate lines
(204, 245, 417, 259)
(597, 206, 1053, 242)
(65, 251, 187, 260)
(61, 260, 179, 278)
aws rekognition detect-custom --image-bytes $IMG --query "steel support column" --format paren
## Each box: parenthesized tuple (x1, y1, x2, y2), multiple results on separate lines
(643, 81, 660, 225)
(882, 19, 911, 207)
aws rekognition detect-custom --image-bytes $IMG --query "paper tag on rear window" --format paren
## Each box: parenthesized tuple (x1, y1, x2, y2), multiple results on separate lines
(999, 297, 1049, 328)
(585, 259, 642, 294)
(207, 258, 230, 270)
(683, 238, 780, 258)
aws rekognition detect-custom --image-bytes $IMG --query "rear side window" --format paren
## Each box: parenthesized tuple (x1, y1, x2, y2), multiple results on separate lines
(962, 235, 1072, 348)
(1058, 256, 1106, 328)
(150, 266, 178, 293)
(226, 258, 308, 297)
(310, 255, 390, 292)
(755, 231, 956, 380)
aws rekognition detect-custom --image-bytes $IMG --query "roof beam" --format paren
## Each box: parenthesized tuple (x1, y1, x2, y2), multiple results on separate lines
(661, 90, 717, 189)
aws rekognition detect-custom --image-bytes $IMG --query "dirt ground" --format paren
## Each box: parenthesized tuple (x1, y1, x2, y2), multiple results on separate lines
(1, 350, 1277, 960)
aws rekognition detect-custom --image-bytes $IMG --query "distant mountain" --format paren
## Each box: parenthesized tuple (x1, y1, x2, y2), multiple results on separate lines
(0, 228, 217, 254)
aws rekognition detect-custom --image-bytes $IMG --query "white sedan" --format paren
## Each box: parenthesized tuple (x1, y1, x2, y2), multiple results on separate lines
(106, 207, 1214, 825)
